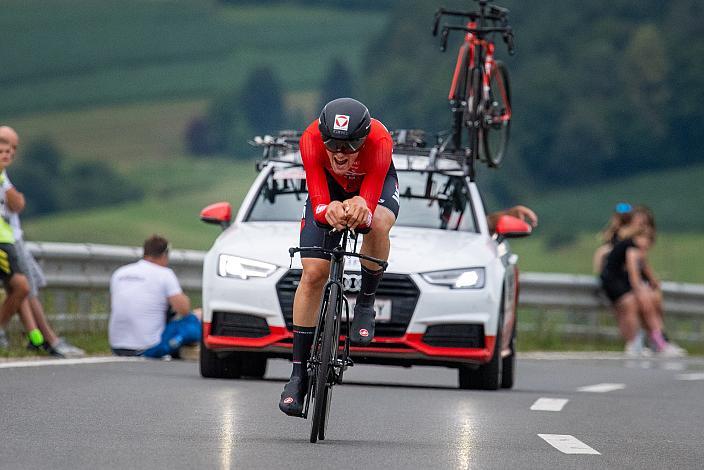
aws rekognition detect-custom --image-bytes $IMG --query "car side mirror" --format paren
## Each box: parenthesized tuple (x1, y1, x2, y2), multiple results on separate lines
(200, 202, 232, 230)
(495, 215, 532, 238)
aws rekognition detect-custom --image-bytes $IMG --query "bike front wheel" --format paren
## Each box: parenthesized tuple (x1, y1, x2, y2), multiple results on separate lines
(481, 60, 511, 168)
(310, 283, 340, 443)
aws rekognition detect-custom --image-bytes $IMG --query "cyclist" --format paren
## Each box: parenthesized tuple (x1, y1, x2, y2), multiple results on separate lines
(279, 98, 399, 416)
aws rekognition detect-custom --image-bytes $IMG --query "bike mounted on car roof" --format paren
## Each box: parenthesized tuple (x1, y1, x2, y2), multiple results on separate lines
(433, 0, 514, 177)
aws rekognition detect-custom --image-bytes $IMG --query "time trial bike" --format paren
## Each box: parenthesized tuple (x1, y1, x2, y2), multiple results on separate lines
(288, 227, 387, 443)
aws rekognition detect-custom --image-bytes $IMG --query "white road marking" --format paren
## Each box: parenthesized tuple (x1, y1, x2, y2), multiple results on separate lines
(677, 372, 704, 381)
(0, 357, 142, 369)
(520, 351, 624, 360)
(577, 383, 625, 393)
(530, 398, 568, 411)
(538, 434, 601, 455)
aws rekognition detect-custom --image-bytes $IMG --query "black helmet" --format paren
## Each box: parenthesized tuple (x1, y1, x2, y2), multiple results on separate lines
(318, 98, 371, 153)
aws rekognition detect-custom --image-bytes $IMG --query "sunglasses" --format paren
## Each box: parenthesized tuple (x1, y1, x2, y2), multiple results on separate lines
(323, 137, 366, 154)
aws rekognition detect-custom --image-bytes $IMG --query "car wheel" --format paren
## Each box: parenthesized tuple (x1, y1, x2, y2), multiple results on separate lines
(199, 335, 242, 379)
(458, 308, 504, 391)
(239, 353, 268, 379)
(501, 323, 516, 389)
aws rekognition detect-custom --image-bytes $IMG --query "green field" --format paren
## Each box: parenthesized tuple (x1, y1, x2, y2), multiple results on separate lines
(9, 99, 208, 165)
(0, 1, 388, 116)
(510, 232, 703, 283)
(22, 156, 704, 283)
(13, 98, 703, 283)
(519, 163, 704, 234)
(3, 0, 700, 284)
(23, 157, 256, 249)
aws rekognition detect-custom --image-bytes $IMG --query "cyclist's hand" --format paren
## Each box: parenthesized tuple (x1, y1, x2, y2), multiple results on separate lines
(325, 201, 347, 231)
(343, 196, 371, 230)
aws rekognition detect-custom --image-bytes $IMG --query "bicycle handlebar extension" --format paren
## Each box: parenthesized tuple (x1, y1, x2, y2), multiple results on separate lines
(288, 246, 388, 271)
(433, 3, 515, 55)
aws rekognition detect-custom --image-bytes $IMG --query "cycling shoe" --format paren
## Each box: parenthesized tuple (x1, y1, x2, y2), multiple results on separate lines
(350, 303, 376, 346)
(279, 376, 307, 417)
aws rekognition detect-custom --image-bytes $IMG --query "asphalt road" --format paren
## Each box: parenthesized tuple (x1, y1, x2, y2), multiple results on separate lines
(1, 353, 703, 470)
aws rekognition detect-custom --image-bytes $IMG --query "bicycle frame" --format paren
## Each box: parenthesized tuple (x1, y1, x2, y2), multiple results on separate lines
(299, 240, 347, 421)
(449, 26, 511, 154)
(450, 29, 510, 119)
(288, 228, 387, 433)
(434, 1, 514, 175)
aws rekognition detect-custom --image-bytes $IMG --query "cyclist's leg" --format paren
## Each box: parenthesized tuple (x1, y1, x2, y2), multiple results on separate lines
(351, 167, 399, 345)
(280, 198, 340, 416)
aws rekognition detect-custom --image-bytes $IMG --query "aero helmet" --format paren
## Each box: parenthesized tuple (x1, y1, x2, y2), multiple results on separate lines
(318, 98, 371, 153)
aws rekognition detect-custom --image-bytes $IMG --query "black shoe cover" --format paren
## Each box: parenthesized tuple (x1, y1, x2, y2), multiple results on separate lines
(279, 376, 307, 416)
(350, 303, 376, 346)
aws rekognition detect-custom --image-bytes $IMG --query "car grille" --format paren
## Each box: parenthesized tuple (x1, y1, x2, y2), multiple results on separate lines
(211, 311, 270, 338)
(422, 324, 485, 348)
(276, 269, 420, 337)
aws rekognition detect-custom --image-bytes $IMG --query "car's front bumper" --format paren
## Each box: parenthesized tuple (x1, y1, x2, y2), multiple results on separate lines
(202, 267, 501, 366)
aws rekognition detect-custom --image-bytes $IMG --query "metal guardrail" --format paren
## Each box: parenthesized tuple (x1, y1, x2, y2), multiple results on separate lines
(27, 241, 204, 291)
(519, 272, 704, 316)
(10, 242, 704, 340)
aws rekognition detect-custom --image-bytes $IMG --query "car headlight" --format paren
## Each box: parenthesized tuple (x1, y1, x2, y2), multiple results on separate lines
(420, 267, 485, 289)
(218, 254, 277, 280)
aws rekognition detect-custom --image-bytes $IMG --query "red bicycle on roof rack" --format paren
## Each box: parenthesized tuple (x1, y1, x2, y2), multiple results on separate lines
(433, 0, 515, 176)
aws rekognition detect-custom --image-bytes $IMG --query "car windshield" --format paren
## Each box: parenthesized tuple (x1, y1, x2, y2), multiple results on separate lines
(246, 166, 477, 232)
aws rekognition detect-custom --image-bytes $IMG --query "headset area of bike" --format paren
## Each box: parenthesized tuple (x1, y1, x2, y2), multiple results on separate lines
(288, 226, 388, 443)
(433, 0, 515, 177)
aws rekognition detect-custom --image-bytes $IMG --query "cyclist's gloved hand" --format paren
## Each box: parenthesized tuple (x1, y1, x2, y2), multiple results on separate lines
(325, 200, 348, 231)
(343, 196, 371, 230)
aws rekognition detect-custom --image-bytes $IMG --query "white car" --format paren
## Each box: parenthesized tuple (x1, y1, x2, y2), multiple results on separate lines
(199, 131, 531, 390)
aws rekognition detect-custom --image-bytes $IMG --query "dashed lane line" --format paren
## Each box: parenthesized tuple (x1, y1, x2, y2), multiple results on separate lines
(538, 434, 601, 455)
(530, 398, 569, 411)
(576, 383, 625, 393)
(676, 372, 704, 381)
(0, 357, 142, 369)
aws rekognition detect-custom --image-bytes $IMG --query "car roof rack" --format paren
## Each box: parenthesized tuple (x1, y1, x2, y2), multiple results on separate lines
(251, 130, 304, 171)
(251, 128, 470, 176)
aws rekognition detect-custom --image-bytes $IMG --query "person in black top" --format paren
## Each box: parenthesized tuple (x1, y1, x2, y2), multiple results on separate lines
(600, 225, 684, 357)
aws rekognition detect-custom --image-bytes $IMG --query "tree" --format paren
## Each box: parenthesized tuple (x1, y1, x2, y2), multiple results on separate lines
(9, 138, 144, 218)
(318, 58, 355, 111)
(239, 66, 285, 134)
(9, 139, 63, 217)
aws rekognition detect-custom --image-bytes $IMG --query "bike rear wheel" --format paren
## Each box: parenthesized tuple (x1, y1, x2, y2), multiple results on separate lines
(464, 66, 483, 175)
(309, 283, 340, 443)
(481, 60, 511, 168)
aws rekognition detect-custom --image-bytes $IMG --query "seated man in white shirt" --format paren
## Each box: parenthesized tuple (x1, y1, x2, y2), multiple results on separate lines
(109, 235, 201, 358)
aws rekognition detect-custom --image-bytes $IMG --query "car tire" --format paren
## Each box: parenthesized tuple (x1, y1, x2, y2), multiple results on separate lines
(239, 353, 268, 379)
(501, 322, 516, 389)
(199, 335, 242, 379)
(458, 307, 504, 391)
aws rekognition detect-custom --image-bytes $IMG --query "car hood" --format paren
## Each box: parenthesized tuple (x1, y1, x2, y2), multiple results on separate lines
(210, 221, 496, 274)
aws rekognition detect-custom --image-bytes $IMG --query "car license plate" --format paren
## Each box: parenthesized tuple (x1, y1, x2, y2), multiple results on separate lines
(345, 298, 392, 322)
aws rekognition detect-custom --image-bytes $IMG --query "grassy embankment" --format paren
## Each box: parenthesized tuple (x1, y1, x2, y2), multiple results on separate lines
(0, 1, 388, 116)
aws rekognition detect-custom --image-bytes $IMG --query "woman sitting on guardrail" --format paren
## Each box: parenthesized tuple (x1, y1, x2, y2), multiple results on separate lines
(599, 223, 685, 358)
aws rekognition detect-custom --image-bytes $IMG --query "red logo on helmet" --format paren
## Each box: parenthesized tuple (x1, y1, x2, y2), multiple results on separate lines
(359, 329, 369, 337)
(283, 397, 294, 404)
(334, 114, 350, 131)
